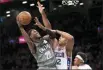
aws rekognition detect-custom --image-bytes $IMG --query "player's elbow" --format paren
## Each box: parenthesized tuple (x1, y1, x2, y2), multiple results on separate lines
(68, 35, 74, 41)
(71, 35, 74, 39)
(67, 36, 74, 46)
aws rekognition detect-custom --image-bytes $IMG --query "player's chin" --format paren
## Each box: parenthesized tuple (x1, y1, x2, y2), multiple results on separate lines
(59, 41, 62, 43)
(37, 35, 41, 38)
(74, 62, 77, 65)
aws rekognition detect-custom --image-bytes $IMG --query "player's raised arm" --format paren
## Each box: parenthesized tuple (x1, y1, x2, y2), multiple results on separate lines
(37, 1, 52, 29)
(37, 1, 59, 48)
(34, 17, 56, 39)
(16, 12, 35, 54)
(56, 30, 74, 54)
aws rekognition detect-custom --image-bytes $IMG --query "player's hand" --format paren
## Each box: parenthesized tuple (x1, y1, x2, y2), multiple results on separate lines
(34, 17, 40, 24)
(34, 17, 41, 27)
(16, 15, 23, 27)
(34, 22, 42, 29)
(37, 1, 45, 14)
(34, 17, 44, 29)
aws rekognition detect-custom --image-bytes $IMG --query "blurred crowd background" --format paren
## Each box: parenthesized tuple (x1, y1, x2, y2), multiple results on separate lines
(0, 0, 103, 70)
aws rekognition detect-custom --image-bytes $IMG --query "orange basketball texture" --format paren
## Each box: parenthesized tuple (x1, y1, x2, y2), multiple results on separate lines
(16, 11, 32, 25)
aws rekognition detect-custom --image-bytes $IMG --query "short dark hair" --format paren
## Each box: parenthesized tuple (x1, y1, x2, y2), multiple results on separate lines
(77, 52, 87, 63)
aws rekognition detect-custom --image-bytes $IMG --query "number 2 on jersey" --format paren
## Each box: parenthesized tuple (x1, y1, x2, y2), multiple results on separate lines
(56, 59, 61, 65)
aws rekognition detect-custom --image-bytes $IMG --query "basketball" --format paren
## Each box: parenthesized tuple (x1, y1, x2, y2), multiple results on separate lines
(16, 11, 32, 25)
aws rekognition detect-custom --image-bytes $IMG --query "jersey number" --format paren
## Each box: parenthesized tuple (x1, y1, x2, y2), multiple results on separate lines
(45, 51, 52, 60)
(56, 59, 61, 65)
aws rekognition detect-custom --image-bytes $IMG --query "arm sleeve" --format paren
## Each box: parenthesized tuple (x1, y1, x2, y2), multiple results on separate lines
(45, 29, 56, 39)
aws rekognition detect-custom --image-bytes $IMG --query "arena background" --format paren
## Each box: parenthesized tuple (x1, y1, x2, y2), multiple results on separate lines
(0, 0, 103, 70)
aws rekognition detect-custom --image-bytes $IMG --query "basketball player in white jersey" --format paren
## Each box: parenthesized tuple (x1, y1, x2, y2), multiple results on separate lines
(37, 1, 74, 70)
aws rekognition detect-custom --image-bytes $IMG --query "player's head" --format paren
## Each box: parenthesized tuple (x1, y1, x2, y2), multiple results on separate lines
(28, 29, 41, 41)
(59, 36, 68, 46)
(74, 52, 87, 66)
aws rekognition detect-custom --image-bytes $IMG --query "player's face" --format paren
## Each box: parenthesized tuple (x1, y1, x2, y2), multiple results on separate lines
(59, 36, 67, 46)
(74, 57, 81, 66)
(30, 29, 41, 39)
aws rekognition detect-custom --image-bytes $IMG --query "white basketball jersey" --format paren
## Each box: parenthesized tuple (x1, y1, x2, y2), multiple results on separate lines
(54, 46, 68, 69)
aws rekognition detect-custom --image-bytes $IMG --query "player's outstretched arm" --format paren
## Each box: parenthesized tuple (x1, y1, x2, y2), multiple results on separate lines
(37, 1, 52, 29)
(34, 17, 56, 39)
(37, 1, 59, 48)
(16, 16, 35, 54)
(56, 30, 74, 53)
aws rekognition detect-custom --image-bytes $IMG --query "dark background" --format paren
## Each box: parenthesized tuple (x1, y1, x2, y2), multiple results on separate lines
(0, 0, 103, 70)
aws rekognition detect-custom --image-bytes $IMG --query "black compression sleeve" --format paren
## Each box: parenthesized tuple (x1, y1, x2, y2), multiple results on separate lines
(45, 29, 56, 39)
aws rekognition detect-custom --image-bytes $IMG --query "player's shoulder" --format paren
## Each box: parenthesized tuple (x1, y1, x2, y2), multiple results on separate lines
(43, 35, 49, 38)
(84, 64, 92, 68)
(80, 64, 92, 69)
(42, 35, 50, 42)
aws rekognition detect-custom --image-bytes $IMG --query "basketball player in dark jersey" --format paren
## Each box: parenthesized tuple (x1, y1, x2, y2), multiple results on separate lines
(37, 1, 74, 70)
(16, 15, 57, 69)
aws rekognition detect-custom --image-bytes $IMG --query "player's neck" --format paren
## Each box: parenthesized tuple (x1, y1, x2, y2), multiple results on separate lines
(79, 63, 84, 66)
(33, 37, 41, 43)
(58, 45, 65, 50)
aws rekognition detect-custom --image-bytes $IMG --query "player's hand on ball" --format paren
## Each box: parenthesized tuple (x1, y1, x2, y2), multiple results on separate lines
(37, 1, 45, 14)
(16, 11, 32, 25)
(16, 15, 23, 27)
(17, 22, 22, 27)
